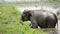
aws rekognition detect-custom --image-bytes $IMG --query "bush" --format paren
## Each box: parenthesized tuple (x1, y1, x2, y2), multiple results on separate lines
(0, 3, 48, 34)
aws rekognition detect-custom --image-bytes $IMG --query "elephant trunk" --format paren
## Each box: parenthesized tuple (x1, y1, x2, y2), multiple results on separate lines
(20, 16, 24, 25)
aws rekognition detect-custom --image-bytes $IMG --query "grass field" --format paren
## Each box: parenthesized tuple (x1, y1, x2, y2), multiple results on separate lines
(0, 3, 48, 34)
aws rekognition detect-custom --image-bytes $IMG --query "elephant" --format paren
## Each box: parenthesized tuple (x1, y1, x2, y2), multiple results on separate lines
(20, 10, 58, 28)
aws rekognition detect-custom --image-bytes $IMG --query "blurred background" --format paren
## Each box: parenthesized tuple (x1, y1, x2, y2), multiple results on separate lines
(0, 0, 60, 34)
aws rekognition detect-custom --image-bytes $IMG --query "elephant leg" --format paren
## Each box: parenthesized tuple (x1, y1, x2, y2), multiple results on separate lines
(30, 17, 38, 28)
(31, 22, 38, 28)
(47, 21, 56, 28)
(27, 21, 38, 28)
(29, 24, 31, 26)
(39, 24, 47, 28)
(29, 23, 32, 26)
(47, 24, 55, 28)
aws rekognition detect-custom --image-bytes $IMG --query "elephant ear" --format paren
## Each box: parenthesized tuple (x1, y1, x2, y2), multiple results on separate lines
(23, 10, 32, 20)
(28, 11, 32, 20)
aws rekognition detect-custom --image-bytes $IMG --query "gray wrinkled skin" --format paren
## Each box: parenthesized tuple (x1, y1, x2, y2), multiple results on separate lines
(21, 10, 58, 28)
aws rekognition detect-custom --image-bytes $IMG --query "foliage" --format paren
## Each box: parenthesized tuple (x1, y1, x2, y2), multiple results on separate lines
(57, 10, 60, 20)
(0, 3, 48, 34)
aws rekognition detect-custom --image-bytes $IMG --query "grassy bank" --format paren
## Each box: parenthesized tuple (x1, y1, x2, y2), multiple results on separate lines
(0, 3, 48, 34)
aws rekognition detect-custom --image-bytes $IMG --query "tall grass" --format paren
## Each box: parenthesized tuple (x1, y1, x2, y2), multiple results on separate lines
(0, 3, 48, 34)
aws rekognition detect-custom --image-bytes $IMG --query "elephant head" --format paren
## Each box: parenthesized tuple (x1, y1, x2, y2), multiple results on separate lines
(21, 10, 31, 21)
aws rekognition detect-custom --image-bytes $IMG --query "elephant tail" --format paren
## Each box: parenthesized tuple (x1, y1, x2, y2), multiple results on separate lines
(53, 13, 58, 28)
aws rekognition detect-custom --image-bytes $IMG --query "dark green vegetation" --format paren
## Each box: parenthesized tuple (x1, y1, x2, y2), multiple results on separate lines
(0, 3, 48, 34)
(57, 10, 60, 20)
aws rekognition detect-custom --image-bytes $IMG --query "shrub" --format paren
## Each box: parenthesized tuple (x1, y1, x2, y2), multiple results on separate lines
(0, 3, 48, 34)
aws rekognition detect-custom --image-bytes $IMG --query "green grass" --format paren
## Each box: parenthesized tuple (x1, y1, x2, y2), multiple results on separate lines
(0, 3, 48, 34)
